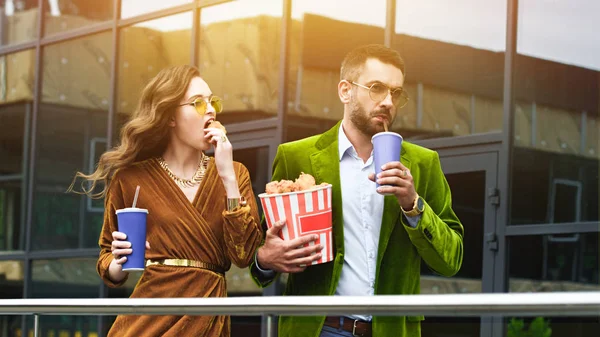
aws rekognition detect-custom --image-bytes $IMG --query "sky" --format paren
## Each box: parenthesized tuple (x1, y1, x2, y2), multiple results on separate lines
(121, 0, 600, 71)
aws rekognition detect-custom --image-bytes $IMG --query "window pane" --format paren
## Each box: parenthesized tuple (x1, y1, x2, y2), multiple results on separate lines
(511, 148, 599, 225)
(226, 146, 268, 295)
(286, 0, 385, 141)
(33, 33, 111, 250)
(199, 0, 281, 126)
(394, 0, 506, 140)
(0, 181, 24, 251)
(419, 171, 485, 337)
(0, 0, 38, 46)
(31, 258, 100, 337)
(509, 233, 599, 291)
(0, 260, 24, 336)
(508, 233, 600, 336)
(120, 0, 192, 19)
(32, 258, 100, 297)
(511, 1, 600, 225)
(0, 50, 35, 176)
(116, 11, 192, 140)
(44, 0, 113, 36)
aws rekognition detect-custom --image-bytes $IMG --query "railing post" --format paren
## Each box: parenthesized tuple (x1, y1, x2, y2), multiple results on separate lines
(33, 314, 40, 337)
(266, 314, 275, 337)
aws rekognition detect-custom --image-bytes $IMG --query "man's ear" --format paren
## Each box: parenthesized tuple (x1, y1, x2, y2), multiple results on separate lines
(338, 80, 352, 104)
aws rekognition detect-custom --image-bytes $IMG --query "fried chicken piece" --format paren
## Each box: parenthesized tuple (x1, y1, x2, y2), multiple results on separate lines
(265, 173, 328, 194)
(265, 181, 280, 194)
(295, 172, 316, 191)
(207, 120, 227, 135)
(278, 180, 298, 193)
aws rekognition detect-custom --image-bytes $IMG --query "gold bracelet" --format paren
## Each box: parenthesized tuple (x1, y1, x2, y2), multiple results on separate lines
(227, 196, 247, 212)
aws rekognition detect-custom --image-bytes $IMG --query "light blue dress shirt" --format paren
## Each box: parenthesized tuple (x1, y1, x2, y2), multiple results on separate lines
(336, 124, 419, 321)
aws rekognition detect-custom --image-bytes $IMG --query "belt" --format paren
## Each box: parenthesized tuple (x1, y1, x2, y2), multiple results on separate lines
(324, 316, 371, 337)
(146, 259, 225, 275)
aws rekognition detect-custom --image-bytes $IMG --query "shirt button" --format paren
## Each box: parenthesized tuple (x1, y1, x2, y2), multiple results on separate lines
(369, 252, 374, 258)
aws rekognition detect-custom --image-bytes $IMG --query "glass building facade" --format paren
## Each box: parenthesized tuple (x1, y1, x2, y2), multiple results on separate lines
(0, 0, 597, 336)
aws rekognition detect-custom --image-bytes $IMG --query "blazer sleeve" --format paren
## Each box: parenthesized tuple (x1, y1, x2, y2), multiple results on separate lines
(249, 144, 290, 288)
(401, 151, 464, 277)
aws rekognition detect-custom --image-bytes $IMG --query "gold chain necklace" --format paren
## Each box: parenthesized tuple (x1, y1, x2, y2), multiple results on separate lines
(157, 154, 209, 188)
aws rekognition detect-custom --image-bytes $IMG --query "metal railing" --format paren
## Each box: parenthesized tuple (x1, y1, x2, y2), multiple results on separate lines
(1, 292, 600, 337)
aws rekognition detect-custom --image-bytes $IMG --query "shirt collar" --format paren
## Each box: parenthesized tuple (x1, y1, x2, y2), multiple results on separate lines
(338, 122, 354, 161)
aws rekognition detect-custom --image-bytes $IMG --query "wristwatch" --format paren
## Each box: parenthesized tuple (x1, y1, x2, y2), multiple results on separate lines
(227, 196, 247, 212)
(401, 195, 425, 217)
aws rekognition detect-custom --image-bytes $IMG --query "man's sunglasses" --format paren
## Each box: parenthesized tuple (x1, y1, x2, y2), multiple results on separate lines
(179, 96, 223, 115)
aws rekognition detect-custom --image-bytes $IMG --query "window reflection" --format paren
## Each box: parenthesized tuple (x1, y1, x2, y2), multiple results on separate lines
(116, 11, 192, 132)
(394, 0, 506, 139)
(44, 0, 113, 36)
(199, 0, 281, 124)
(0, 0, 38, 46)
(0, 105, 27, 176)
(509, 234, 599, 291)
(0, 49, 35, 177)
(32, 258, 100, 297)
(511, 147, 599, 225)
(285, 0, 385, 141)
(0, 181, 24, 250)
(33, 33, 111, 250)
(31, 258, 100, 337)
(0, 260, 23, 336)
(511, 0, 599, 225)
(120, 0, 192, 19)
(517, 0, 600, 71)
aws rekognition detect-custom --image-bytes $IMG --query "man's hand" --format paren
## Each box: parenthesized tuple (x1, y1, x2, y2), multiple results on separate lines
(368, 161, 417, 210)
(257, 218, 323, 273)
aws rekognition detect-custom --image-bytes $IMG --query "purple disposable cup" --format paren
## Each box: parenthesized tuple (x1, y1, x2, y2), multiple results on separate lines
(116, 207, 148, 271)
(371, 132, 403, 194)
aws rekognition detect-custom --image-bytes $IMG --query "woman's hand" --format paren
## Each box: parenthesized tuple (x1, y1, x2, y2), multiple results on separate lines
(108, 231, 150, 282)
(204, 127, 239, 197)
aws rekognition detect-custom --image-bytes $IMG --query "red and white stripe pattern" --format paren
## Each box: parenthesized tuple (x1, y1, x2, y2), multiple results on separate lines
(260, 184, 333, 265)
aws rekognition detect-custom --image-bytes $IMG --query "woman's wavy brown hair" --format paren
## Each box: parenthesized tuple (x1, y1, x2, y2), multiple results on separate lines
(68, 65, 201, 199)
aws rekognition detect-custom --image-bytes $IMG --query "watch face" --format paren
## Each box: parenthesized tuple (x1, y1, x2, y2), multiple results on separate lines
(417, 197, 425, 212)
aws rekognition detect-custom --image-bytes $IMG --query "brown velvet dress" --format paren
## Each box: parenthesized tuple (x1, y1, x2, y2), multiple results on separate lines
(96, 157, 263, 337)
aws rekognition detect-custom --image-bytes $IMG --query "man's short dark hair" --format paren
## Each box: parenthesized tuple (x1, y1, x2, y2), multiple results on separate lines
(340, 44, 405, 82)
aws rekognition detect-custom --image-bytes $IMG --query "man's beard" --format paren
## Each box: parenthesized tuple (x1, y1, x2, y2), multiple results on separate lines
(348, 97, 393, 137)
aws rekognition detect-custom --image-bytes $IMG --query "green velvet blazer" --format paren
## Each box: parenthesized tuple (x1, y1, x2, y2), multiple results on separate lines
(251, 121, 464, 337)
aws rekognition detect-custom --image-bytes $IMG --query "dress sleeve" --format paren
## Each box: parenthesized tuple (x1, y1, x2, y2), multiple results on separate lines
(222, 163, 264, 268)
(96, 172, 129, 287)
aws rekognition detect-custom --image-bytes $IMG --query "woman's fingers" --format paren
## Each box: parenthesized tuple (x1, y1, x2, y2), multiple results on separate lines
(112, 248, 132, 257)
(112, 231, 126, 241)
(114, 256, 128, 265)
(111, 240, 131, 250)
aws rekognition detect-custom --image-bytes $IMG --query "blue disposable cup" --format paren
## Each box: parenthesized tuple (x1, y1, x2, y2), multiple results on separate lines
(371, 132, 403, 194)
(116, 207, 149, 271)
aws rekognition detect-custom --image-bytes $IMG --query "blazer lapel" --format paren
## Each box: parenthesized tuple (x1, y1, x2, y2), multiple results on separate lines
(376, 146, 412, 273)
(310, 122, 344, 257)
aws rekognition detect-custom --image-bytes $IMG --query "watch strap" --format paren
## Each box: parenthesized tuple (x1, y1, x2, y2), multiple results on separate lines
(401, 195, 422, 217)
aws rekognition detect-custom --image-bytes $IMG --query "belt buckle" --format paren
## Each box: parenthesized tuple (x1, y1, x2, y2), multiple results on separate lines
(352, 320, 362, 337)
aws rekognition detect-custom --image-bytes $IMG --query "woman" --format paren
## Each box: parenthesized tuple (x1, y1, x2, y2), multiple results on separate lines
(69, 65, 263, 336)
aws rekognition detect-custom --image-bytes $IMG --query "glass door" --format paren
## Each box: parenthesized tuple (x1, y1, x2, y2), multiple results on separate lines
(420, 151, 499, 337)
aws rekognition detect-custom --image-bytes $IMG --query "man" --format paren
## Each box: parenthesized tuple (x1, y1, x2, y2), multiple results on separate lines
(251, 44, 464, 337)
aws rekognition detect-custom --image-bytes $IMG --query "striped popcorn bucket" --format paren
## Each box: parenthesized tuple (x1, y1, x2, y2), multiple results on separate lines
(258, 184, 334, 265)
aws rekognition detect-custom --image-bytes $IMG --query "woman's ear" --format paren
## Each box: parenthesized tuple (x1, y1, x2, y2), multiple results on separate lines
(168, 115, 176, 127)
(338, 80, 352, 104)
